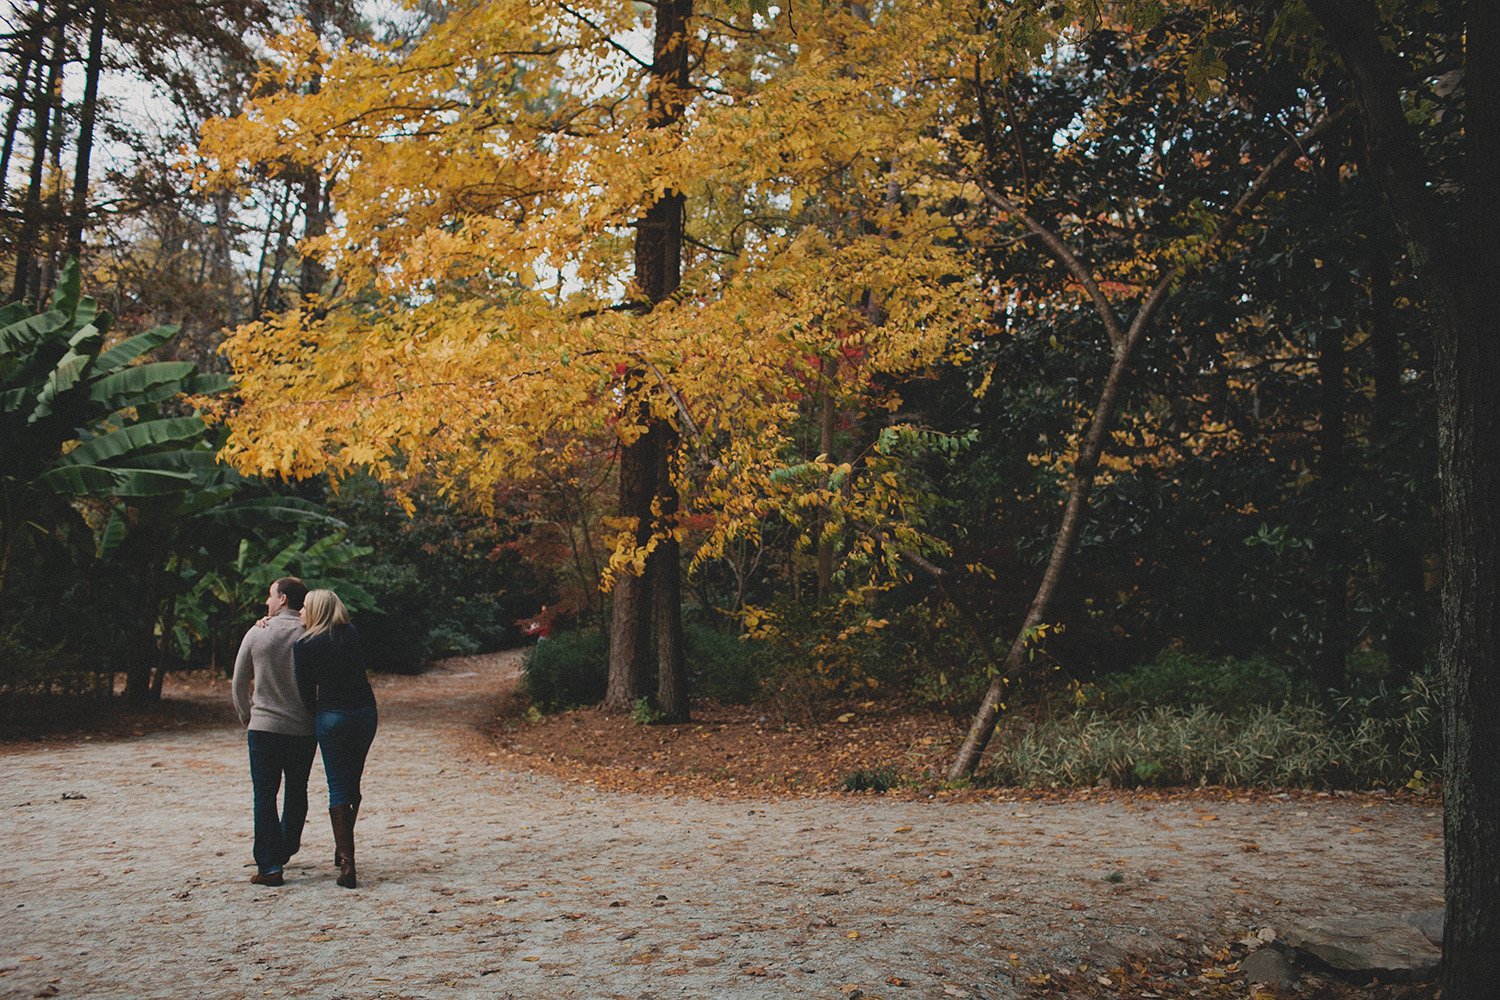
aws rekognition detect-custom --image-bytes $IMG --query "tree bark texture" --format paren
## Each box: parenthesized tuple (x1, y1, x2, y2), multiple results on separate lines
(816, 359, 837, 600)
(654, 420, 688, 722)
(65, 0, 107, 263)
(605, 0, 692, 717)
(0, 11, 41, 211)
(1302, 1, 1499, 994)
(1316, 325, 1348, 693)
(605, 415, 658, 711)
(297, 0, 330, 300)
(13, 13, 66, 303)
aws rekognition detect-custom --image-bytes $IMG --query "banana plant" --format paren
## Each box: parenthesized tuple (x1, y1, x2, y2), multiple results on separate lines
(2, 261, 226, 607)
(2, 261, 364, 702)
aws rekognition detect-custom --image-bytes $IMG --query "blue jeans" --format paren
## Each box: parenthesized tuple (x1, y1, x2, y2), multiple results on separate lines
(316, 705, 378, 808)
(247, 729, 317, 875)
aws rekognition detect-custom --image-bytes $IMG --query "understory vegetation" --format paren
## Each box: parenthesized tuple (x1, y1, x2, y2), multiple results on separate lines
(520, 627, 1440, 791)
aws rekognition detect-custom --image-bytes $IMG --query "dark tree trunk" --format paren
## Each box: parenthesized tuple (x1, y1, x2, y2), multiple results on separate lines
(299, 0, 328, 299)
(37, 29, 67, 302)
(816, 360, 837, 600)
(605, 415, 657, 711)
(213, 190, 238, 327)
(605, 0, 692, 717)
(64, 0, 106, 263)
(1316, 326, 1348, 692)
(124, 539, 165, 706)
(1302, 2, 1500, 995)
(655, 420, 688, 722)
(1369, 250, 1400, 435)
(13, 13, 65, 303)
(0, 12, 42, 211)
(299, 167, 327, 298)
(1367, 246, 1427, 679)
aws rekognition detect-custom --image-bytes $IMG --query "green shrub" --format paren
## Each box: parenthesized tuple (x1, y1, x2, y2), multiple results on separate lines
(842, 763, 901, 793)
(685, 623, 762, 702)
(422, 624, 481, 660)
(521, 629, 608, 710)
(1101, 650, 1302, 714)
(629, 696, 664, 725)
(875, 601, 996, 716)
(748, 596, 902, 719)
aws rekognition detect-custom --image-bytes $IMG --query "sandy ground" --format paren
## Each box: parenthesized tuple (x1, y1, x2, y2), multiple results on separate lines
(0, 652, 1442, 1000)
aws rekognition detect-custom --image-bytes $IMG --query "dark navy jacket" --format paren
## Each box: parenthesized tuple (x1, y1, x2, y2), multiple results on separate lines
(294, 624, 376, 714)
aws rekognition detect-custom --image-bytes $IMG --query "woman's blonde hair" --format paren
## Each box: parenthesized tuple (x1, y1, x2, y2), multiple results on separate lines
(301, 588, 350, 639)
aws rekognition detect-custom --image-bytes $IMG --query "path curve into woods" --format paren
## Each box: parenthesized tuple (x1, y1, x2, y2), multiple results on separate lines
(1, 653, 1441, 999)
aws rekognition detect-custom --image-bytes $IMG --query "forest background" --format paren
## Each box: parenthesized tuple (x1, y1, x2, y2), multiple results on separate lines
(0, 0, 1494, 993)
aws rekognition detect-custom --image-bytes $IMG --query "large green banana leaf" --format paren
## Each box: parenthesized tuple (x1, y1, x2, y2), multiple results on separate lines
(88, 361, 199, 411)
(34, 463, 192, 496)
(0, 308, 70, 357)
(93, 325, 178, 373)
(52, 416, 210, 467)
(195, 496, 346, 529)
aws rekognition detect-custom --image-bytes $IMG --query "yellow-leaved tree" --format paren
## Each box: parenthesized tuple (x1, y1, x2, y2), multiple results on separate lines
(196, 0, 992, 719)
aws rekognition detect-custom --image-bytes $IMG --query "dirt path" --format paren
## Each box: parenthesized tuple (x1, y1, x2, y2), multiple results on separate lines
(0, 653, 1442, 999)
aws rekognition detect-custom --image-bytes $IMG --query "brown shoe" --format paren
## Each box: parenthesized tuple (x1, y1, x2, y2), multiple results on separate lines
(250, 871, 284, 886)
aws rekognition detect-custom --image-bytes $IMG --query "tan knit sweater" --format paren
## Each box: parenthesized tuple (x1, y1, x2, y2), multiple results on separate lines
(231, 609, 314, 735)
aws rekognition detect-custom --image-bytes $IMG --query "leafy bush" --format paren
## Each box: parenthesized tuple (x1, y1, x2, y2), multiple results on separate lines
(0, 627, 102, 712)
(748, 596, 901, 719)
(685, 623, 762, 703)
(878, 601, 996, 716)
(1100, 650, 1303, 714)
(422, 624, 481, 659)
(521, 629, 608, 710)
(629, 697, 664, 725)
(324, 474, 552, 672)
(842, 763, 901, 793)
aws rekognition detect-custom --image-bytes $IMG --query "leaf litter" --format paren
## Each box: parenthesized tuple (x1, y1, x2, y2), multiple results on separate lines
(0, 650, 1442, 999)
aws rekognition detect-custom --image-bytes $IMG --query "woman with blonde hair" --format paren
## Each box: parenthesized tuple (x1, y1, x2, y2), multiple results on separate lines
(294, 589, 377, 888)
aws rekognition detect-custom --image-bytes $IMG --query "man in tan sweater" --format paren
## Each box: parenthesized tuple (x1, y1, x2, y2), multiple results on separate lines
(232, 577, 315, 886)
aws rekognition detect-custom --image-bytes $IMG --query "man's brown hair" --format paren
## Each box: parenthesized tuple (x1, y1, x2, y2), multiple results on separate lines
(273, 576, 308, 611)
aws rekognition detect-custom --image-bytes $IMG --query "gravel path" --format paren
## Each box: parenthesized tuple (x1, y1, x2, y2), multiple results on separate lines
(0, 653, 1442, 999)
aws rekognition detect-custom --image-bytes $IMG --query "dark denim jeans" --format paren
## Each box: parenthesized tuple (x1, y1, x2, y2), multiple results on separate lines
(246, 729, 317, 875)
(316, 705, 378, 808)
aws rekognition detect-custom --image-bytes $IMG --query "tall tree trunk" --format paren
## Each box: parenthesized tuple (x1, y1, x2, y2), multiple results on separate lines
(299, 168, 327, 298)
(214, 190, 239, 328)
(299, 0, 328, 299)
(1303, 3, 1499, 995)
(0, 12, 41, 211)
(64, 0, 106, 263)
(37, 11, 69, 302)
(1316, 324, 1348, 692)
(655, 420, 688, 722)
(13, 12, 65, 303)
(605, 0, 692, 717)
(1313, 134, 1349, 694)
(124, 537, 165, 706)
(1367, 247, 1427, 679)
(605, 414, 657, 711)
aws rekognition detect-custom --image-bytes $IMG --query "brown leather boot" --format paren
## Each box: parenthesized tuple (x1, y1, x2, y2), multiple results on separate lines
(334, 801, 359, 867)
(329, 804, 357, 888)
